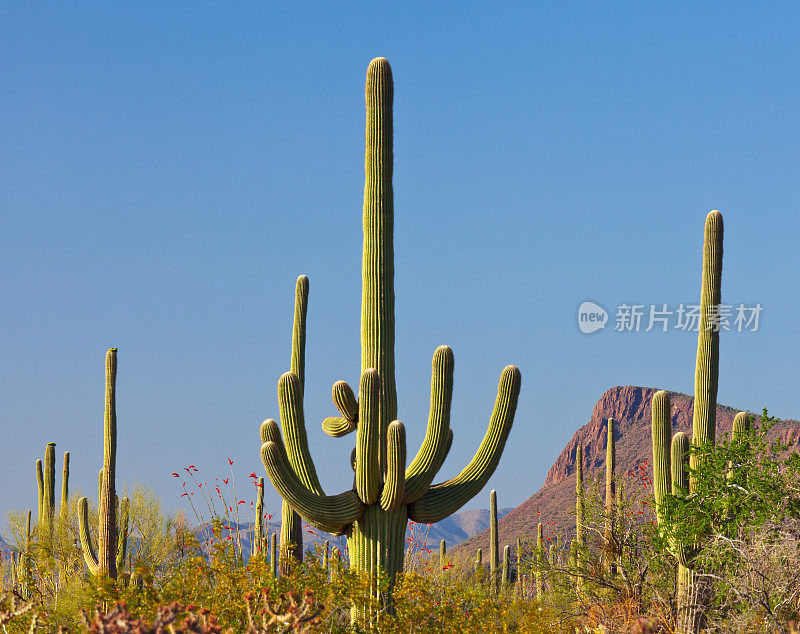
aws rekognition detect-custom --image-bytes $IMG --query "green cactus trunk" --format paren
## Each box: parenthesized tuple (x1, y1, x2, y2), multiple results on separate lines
(605, 419, 616, 576)
(490, 489, 499, 593)
(536, 522, 544, 599)
(501, 544, 510, 591)
(78, 348, 128, 580)
(259, 58, 520, 623)
(254, 477, 265, 556)
(575, 444, 586, 592)
(270, 532, 278, 578)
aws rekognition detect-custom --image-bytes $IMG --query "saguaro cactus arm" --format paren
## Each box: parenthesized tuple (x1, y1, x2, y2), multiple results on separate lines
(322, 381, 358, 437)
(355, 369, 381, 504)
(407, 365, 520, 524)
(380, 421, 406, 511)
(78, 497, 99, 575)
(403, 345, 454, 504)
(260, 441, 363, 533)
(278, 372, 324, 496)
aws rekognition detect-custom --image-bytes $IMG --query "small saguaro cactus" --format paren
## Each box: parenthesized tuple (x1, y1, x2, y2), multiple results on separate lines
(259, 59, 521, 620)
(575, 444, 586, 591)
(490, 489, 500, 592)
(501, 545, 510, 590)
(270, 532, 278, 578)
(254, 477, 265, 556)
(475, 548, 483, 573)
(78, 348, 129, 579)
(536, 523, 544, 598)
(322, 540, 329, 572)
(605, 418, 616, 575)
(439, 539, 447, 571)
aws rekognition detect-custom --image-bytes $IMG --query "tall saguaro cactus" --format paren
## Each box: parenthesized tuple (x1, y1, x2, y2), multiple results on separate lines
(78, 348, 129, 579)
(278, 275, 310, 573)
(651, 210, 724, 634)
(259, 58, 521, 619)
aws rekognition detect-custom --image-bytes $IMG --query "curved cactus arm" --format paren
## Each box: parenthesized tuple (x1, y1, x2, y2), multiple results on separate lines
(403, 345, 454, 503)
(260, 419, 284, 448)
(78, 497, 100, 575)
(116, 496, 129, 571)
(356, 369, 380, 504)
(323, 381, 359, 437)
(261, 441, 363, 534)
(322, 416, 357, 437)
(408, 365, 521, 523)
(380, 421, 406, 511)
(278, 372, 324, 495)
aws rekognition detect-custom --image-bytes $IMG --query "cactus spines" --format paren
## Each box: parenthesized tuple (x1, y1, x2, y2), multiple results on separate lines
(78, 348, 127, 579)
(605, 418, 616, 574)
(259, 58, 520, 619)
(490, 489, 499, 592)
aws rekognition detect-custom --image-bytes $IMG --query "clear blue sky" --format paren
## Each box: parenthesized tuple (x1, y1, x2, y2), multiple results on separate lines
(2, 3, 799, 531)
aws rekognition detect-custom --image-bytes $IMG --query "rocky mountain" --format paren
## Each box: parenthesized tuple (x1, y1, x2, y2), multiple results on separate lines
(455, 385, 800, 557)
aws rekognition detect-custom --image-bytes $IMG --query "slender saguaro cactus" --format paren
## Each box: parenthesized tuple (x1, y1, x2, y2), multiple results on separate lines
(78, 348, 129, 579)
(279, 275, 310, 572)
(60, 452, 70, 521)
(270, 532, 278, 578)
(475, 548, 483, 573)
(575, 444, 586, 591)
(683, 211, 723, 634)
(36, 460, 44, 526)
(253, 477, 265, 556)
(536, 523, 544, 598)
(502, 545, 510, 590)
(516, 537, 523, 598)
(605, 419, 616, 575)
(323, 540, 329, 572)
(439, 539, 447, 571)
(259, 59, 520, 620)
(490, 489, 500, 593)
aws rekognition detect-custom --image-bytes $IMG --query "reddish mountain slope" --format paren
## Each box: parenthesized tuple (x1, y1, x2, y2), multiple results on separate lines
(455, 385, 800, 556)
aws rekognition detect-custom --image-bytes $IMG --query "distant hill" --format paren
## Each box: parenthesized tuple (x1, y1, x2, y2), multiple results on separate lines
(454, 385, 800, 557)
